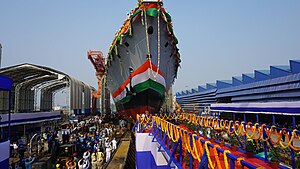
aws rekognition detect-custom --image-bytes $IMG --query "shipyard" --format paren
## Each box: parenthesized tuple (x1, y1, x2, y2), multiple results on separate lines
(1, 0, 300, 169)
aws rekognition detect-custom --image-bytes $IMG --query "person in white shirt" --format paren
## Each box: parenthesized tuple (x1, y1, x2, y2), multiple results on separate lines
(99, 119, 102, 128)
(105, 146, 112, 162)
(83, 151, 90, 160)
(108, 127, 113, 137)
(58, 131, 63, 143)
(106, 127, 110, 136)
(78, 158, 90, 169)
(104, 140, 109, 148)
(12, 142, 18, 157)
(111, 138, 117, 151)
(102, 132, 106, 139)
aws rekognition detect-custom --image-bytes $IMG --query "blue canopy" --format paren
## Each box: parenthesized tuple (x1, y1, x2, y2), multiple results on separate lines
(0, 74, 12, 91)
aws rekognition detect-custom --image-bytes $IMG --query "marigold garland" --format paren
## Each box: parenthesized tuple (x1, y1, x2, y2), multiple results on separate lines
(223, 150, 231, 169)
(236, 157, 244, 168)
(154, 113, 300, 153)
(197, 137, 204, 159)
(204, 141, 214, 169)
(213, 145, 222, 169)
(182, 130, 191, 153)
(151, 115, 300, 169)
(191, 134, 201, 161)
(186, 131, 192, 153)
(279, 129, 296, 149)
(269, 128, 284, 145)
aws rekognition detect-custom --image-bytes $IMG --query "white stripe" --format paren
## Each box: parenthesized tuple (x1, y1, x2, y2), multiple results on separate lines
(211, 101, 300, 109)
(113, 69, 166, 101)
(0, 112, 61, 127)
(0, 140, 10, 162)
(132, 68, 166, 88)
(114, 84, 130, 102)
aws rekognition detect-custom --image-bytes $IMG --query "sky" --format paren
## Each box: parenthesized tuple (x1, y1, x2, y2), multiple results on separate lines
(1, 0, 300, 97)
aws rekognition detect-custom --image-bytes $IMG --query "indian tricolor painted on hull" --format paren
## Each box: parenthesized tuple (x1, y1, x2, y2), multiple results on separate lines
(112, 60, 166, 104)
(106, 0, 180, 117)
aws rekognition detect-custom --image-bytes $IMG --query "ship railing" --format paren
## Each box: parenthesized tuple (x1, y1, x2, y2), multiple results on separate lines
(151, 116, 258, 169)
(152, 112, 300, 169)
(182, 112, 300, 169)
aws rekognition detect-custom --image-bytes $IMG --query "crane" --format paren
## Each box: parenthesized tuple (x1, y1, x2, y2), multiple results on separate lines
(87, 50, 106, 114)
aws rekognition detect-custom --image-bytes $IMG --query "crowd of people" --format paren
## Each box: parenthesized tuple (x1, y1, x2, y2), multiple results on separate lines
(9, 115, 127, 169)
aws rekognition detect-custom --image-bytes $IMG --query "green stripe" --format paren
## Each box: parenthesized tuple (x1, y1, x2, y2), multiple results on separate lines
(116, 95, 133, 105)
(146, 8, 160, 17)
(173, 36, 178, 44)
(132, 9, 141, 19)
(164, 12, 172, 22)
(115, 79, 165, 105)
(133, 79, 165, 96)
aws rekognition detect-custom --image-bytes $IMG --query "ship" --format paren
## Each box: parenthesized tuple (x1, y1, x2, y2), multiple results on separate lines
(106, 0, 180, 118)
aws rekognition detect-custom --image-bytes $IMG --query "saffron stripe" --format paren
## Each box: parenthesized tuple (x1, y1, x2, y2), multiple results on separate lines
(115, 79, 165, 104)
(112, 60, 164, 98)
(114, 70, 166, 101)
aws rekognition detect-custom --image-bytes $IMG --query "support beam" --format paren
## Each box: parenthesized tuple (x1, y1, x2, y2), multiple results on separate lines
(292, 116, 296, 128)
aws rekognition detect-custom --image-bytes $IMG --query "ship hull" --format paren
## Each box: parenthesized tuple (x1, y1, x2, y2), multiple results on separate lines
(116, 88, 163, 118)
(106, 2, 180, 118)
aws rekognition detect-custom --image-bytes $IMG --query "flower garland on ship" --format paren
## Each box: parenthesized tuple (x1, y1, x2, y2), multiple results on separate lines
(106, 1, 180, 78)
